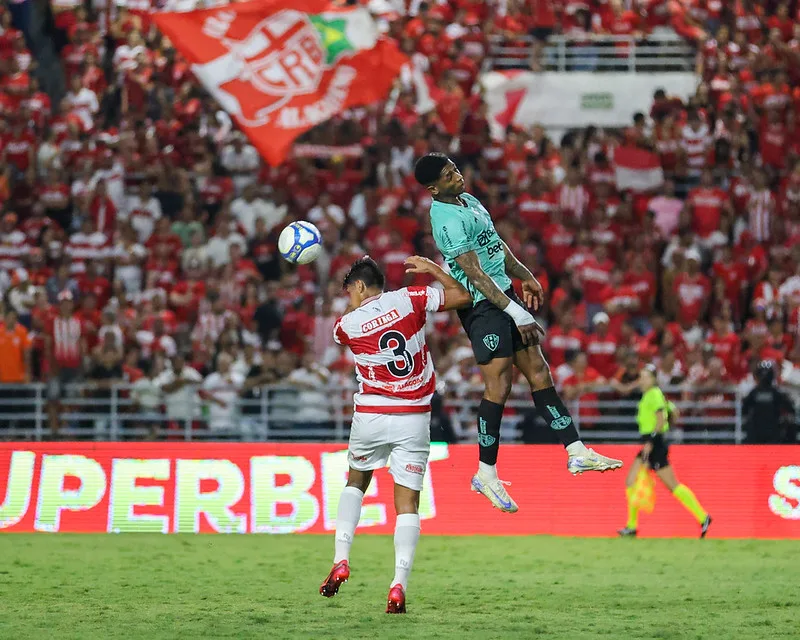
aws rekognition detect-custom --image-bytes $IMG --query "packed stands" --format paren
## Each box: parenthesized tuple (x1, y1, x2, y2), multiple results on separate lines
(0, 0, 799, 441)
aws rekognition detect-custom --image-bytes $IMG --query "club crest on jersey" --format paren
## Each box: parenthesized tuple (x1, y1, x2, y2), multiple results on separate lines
(483, 333, 499, 351)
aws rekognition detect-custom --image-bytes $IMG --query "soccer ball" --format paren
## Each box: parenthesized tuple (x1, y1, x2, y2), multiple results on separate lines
(278, 221, 322, 265)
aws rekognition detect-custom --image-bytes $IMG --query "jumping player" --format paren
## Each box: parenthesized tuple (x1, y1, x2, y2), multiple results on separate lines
(618, 364, 712, 537)
(320, 255, 471, 613)
(414, 153, 622, 513)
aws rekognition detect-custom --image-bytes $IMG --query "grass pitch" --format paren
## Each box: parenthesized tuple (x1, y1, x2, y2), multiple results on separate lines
(0, 535, 796, 640)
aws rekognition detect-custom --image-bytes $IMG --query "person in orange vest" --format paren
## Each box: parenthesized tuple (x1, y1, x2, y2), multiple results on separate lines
(0, 308, 33, 428)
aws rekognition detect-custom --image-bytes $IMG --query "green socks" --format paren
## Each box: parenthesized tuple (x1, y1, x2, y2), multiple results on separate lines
(673, 484, 708, 524)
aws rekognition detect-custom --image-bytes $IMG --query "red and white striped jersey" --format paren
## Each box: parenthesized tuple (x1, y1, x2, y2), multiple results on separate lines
(191, 310, 237, 345)
(0, 230, 30, 271)
(681, 124, 711, 176)
(66, 232, 111, 274)
(747, 189, 775, 242)
(556, 184, 591, 222)
(50, 315, 82, 369)
(334, 286, 444, 414)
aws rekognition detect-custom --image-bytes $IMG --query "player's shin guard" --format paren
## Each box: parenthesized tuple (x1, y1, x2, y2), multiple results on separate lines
(672, 484, 707, 524)
(477, 399, 503, 465)
(334, 486, 364, 563)
(531, 386, 580, 446)
(392, 513, 420, 590)
(625, 486, 639, 530)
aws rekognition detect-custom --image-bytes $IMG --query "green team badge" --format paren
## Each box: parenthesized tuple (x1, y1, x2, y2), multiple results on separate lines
(547, 405, 572, 430)
(478, 417, 496, 447)
(483, 334, 499, 352)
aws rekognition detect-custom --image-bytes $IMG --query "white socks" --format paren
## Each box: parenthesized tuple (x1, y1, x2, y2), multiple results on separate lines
(566, 441, 589, 457)
(334, 486, 364, 563)
(333, 486, 421, 593)
(478, 461, 498, 480)
(392, 513, 420, 590)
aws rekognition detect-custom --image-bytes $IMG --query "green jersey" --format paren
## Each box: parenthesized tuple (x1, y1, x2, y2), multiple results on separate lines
(429, 192, 512, 305)
(637, 387, 671, 435)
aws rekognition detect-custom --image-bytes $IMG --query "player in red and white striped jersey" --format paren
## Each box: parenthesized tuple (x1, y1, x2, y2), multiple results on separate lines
(321, 256, 470, 614)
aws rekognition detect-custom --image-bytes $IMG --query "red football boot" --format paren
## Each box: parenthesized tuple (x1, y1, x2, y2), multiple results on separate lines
(319, 560, 350, 598)
(386, 584, 406, 614)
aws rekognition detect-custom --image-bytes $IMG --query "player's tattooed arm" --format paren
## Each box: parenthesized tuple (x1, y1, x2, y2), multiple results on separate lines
(502, 242, 545, 311)
(502, 242, 534, 281)
(456, 251, 543, 345)
(454, 251, 514, 309)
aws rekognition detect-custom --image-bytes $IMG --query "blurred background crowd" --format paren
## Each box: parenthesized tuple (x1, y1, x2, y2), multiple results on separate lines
(0, 0, 799, 440)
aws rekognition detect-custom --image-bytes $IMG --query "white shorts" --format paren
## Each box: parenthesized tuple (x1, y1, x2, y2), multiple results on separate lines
(348, 412, 431, 492)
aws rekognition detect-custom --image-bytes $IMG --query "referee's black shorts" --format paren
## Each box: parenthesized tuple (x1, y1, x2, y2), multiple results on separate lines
(637, 433, 670, 470)
(457, 288, 535, 365)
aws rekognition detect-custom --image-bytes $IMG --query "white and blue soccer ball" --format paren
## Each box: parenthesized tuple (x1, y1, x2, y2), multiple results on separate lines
(278, 220, 323, 265)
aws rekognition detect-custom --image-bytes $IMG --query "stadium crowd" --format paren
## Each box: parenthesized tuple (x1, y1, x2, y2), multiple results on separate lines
(0, 0, 799, 438)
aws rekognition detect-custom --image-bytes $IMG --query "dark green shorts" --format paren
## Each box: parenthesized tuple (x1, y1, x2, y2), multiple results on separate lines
(457, 288, 529, 365)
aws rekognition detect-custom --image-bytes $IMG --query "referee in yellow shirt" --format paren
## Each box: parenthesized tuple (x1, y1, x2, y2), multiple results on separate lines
(619, 364, 712, 538)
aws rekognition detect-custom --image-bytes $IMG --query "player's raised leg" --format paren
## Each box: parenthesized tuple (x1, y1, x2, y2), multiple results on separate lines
(513, 345, 623, 474)
(469, 356, 519, 513)
(320, 468, 371, 597)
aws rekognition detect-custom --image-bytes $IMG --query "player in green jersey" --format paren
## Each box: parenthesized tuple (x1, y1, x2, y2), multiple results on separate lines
(414, 153, 622, 513)
(618, 364, 712, 537)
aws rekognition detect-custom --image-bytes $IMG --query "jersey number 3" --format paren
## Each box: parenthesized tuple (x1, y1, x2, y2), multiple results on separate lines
(379, 330, 413, 378)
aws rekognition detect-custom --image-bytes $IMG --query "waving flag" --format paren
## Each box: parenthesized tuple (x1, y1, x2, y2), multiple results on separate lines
(154, 0, 408, 166)
(613, 146, 665, 193)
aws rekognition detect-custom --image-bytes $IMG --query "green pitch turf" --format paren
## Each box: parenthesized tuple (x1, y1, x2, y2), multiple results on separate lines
(0, 535, 797, 640)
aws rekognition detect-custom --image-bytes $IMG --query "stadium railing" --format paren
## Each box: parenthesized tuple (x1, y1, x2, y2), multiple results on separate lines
(488, 33, 696, 73)
(0, 382, 777, 444)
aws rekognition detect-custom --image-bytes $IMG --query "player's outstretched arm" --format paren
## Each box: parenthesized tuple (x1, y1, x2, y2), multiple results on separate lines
(455, 251, 541, 345)
(502, 242, 545, 311)
(405, 256, 471, 310)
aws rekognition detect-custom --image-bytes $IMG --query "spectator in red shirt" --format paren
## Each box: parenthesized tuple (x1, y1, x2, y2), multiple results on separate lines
(545, 309, 587, 369)
(517, 176, 556, 231)
(562, 352, 606, 428)
(586, 312, 620, 378)
(685, 168, 731, 242)
(146, 218, 183, 257)
(623, 253, 657, 333)
(760, 106, 789, 170)
(77, 260, 111, 310)
(672, 248, 711, 325)
(706, 314, 742, 377)
(579, 244, 615, 321)
(712, 245, 748, 321)
(601, 268, 641, 336)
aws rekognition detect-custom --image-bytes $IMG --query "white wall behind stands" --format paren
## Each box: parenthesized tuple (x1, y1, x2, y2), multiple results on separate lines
(481, 72, 699, 138)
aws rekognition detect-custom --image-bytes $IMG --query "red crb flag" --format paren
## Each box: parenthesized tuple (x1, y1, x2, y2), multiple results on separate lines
(154, 0, 408, 166)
